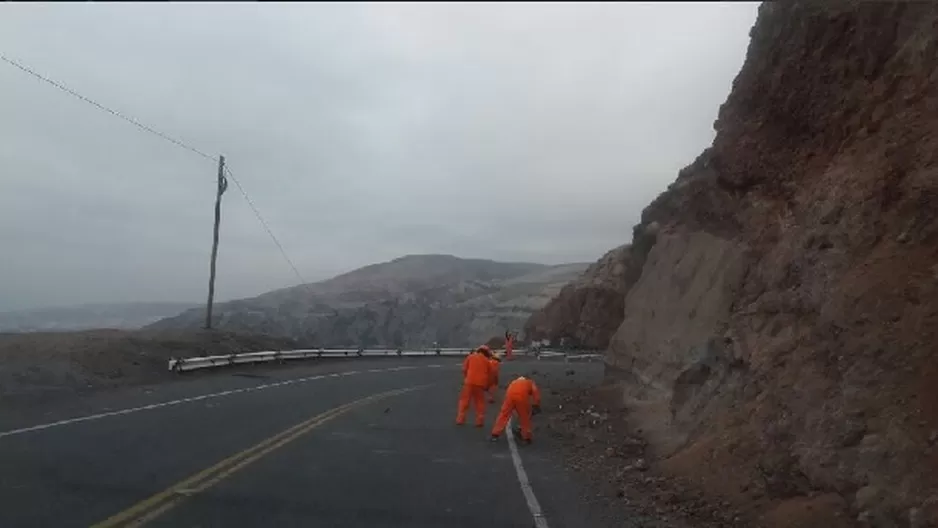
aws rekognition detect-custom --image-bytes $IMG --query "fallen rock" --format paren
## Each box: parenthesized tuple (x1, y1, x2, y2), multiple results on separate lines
(634, 458, 649, 472)
(855, 486, 881, 512)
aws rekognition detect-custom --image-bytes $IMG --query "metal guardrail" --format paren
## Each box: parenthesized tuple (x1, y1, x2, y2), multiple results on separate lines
(168, 347, 605, 373)
(532, 350, 604, 362)
(562, 353, 604, 362)
(168, 348, 475, 373)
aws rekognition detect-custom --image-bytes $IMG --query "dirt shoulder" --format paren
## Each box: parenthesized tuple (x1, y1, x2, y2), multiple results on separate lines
(541, 382, 753, 528)
(540, 380, 865, 528)
(501, 358, 754, 527)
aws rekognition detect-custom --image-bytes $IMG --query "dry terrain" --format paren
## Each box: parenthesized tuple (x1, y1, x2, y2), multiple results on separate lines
(0, 329, 296, 401)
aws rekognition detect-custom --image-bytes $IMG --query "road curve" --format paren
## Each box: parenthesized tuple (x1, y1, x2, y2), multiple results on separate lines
(0, 357, 611, 527)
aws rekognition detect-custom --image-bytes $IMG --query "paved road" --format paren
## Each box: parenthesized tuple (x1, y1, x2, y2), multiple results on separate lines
(0, 356, 609, 527)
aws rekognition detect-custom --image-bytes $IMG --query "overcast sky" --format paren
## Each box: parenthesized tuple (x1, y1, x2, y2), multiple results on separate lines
(1, 2, 758, 311)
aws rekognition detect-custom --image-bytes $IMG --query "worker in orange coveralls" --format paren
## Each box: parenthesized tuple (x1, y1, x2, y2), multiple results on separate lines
(490, 375, 542, 444)
(456, 346, 493, 427)
(504, 331, 514, 359)
(486, 354, 502, 403)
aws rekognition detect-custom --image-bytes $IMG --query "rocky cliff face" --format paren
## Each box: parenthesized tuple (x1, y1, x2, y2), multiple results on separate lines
(150, 255, 586, 348)
(527, 2, 938, 525)
(523, 243, 637, 349)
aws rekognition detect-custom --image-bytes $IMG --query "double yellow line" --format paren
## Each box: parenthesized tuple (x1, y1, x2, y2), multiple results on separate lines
(91, 385, 428, 528)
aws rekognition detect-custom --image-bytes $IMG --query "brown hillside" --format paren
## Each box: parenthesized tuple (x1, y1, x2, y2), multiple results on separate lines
(527, 2, 938, 525)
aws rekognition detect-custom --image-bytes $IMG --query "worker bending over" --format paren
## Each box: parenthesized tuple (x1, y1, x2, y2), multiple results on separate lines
(490, 375, 541, 444)
(486, 354, 502, 403)
(456, 346, 493, 427)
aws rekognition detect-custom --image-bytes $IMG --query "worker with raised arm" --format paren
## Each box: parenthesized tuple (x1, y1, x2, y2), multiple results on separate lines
(504, 331, 514, 359)
(486, 353, 502, 403)
(490, 375, 542, 444)
(456, 345, 493, 427)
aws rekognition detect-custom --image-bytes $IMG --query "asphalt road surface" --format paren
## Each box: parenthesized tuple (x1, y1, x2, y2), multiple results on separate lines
(0, 356, 609, 528)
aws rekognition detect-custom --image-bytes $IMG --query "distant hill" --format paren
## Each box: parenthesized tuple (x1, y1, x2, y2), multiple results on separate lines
(149, 254, 588, 347)
(0, 302, 197, 333)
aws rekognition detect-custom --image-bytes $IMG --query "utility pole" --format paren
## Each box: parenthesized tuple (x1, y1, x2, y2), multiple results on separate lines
(205, 155, 227, 329)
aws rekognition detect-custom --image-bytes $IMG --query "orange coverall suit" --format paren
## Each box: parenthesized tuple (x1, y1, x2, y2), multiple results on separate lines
(456, 351, 492, 426)
(491, 376, 541, 441)
(486, 358, 501, 403)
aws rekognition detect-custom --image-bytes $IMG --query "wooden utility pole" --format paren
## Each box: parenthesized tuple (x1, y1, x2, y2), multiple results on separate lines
(205, 155, 227, 329)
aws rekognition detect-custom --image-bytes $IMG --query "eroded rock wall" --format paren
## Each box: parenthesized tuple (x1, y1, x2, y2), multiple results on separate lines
(527, 2, 938, 524)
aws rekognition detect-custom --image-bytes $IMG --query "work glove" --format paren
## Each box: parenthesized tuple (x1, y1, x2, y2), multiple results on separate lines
(532, 404, 542, 416)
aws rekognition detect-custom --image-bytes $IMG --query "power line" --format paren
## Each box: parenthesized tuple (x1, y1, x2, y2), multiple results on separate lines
(224, 166, 309, 288)
(0, 53, 216, 161)
(2, 52, 309, 289)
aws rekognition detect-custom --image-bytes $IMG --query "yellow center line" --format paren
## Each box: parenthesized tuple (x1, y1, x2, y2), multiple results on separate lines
(91, 385, 429, 528)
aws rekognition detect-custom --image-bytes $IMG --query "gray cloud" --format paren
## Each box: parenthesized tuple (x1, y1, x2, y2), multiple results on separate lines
(0, 2, 759, 311)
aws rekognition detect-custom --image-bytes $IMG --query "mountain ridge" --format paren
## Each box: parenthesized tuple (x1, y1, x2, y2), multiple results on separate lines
(150, 254, 588, 347)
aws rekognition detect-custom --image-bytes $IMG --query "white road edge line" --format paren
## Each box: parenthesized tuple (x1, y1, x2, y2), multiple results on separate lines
(506, 417, 550, 528)
(0, 364, 444, 439)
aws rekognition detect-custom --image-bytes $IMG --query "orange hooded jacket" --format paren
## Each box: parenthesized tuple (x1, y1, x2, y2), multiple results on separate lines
(505, 376, 541, 405)
(462, 350, 492, 388)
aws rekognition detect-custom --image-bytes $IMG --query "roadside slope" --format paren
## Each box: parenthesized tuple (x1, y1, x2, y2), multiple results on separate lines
(0, 329, 297, 399)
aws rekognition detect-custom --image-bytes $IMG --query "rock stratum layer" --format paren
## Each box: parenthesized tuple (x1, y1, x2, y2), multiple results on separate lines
(526, 2, 938, 525)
